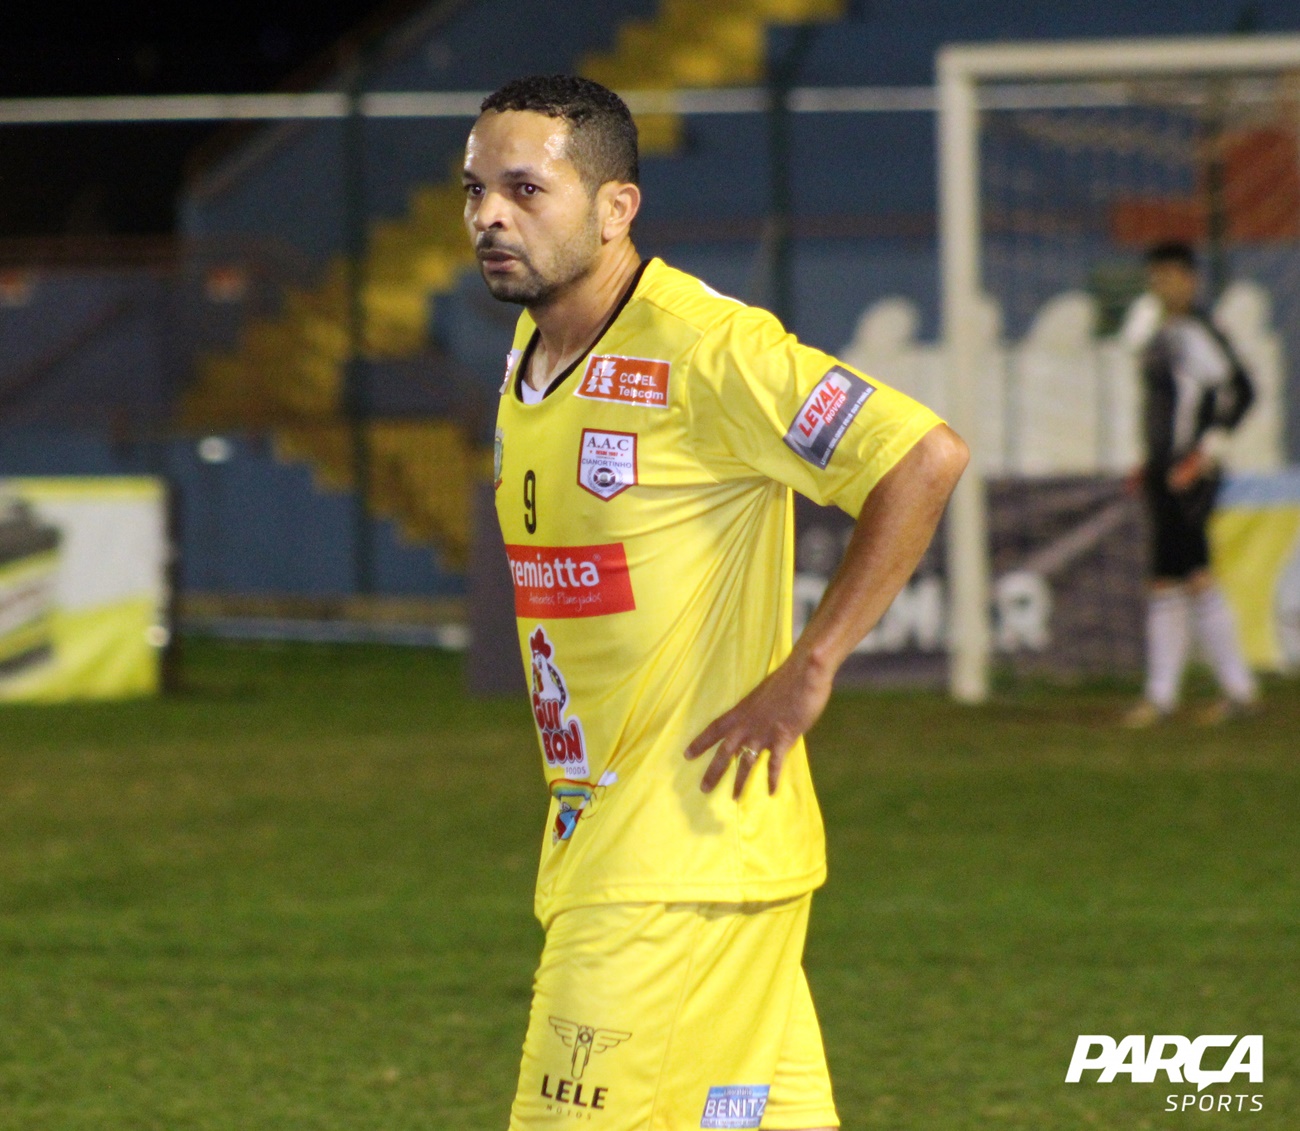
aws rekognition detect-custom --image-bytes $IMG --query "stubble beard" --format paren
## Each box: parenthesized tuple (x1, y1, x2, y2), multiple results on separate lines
(479, 211, 601, 307)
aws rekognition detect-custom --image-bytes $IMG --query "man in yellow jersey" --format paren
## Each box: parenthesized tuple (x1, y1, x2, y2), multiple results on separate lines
(463, 75, 968, 1131)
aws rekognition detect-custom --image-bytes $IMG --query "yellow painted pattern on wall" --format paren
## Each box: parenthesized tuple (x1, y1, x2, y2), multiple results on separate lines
(1210, 505, 1300, 671)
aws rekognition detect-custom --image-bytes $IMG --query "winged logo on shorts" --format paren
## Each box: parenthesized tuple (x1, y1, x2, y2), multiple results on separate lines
(548, 1017, 633, 1079)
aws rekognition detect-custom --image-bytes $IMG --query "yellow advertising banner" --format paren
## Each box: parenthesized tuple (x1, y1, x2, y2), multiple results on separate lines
(0, 478, 167, 702)
(1211, 471, 1300, 673)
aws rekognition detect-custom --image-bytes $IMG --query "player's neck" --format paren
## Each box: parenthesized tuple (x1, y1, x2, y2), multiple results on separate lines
(526, 243, 641, 390)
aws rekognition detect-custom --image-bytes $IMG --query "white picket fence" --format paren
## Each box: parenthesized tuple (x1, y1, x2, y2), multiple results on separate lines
(839, 281, 1287, 474)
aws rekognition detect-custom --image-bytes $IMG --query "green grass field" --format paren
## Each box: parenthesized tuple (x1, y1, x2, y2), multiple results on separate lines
(0, 640, 1295, 1130)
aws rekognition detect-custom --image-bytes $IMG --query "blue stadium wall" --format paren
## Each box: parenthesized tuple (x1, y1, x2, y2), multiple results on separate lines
(5, 0, 1300, 602)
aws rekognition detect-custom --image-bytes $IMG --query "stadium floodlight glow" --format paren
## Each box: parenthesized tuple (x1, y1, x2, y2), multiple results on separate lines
(937, 33, 1300, 703)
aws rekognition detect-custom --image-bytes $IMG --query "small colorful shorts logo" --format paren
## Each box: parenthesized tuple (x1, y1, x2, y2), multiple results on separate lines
(700, 1084, 769, 1129)
(550, 771, 617, 845)
(551, 781, 593, 842)
(784, 365, 874, 469)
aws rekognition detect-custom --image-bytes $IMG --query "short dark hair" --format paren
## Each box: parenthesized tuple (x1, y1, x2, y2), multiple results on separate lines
(1146, 240, 1198, 270)
(480, 74, 639, 191)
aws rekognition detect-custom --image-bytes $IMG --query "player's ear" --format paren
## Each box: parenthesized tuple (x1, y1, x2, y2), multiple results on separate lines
(598, 181, 640, 243)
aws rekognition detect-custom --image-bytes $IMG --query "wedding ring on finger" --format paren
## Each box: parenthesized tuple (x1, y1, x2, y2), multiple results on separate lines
(738, 745, 758, 764)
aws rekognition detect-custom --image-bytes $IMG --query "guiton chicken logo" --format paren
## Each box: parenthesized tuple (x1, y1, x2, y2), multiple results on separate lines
(529, 626, 590, 779)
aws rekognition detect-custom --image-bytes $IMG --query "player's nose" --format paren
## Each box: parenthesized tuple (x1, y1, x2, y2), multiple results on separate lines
(471, 189, 510, 231)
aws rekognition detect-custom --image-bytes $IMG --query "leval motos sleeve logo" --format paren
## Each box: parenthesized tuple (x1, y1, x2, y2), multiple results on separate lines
(783, 365, 875, 469)
(504, 543, 636, 618)
(575, 355, 671, 408)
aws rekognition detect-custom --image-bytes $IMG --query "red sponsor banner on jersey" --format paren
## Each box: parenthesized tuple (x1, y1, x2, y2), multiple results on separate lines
(575, 354, 671, 408)
(504, 543, 636, 618)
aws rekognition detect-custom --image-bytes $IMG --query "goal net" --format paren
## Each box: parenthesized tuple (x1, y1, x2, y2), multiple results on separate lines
(938, 36, 1300, 700)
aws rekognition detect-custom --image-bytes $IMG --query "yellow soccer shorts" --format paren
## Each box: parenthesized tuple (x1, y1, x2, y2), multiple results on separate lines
(509, 894, 839, 1131)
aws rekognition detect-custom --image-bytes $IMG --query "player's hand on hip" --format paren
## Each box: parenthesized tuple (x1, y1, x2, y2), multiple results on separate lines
(1167, 449, 1209, 491)
(684, 652, 834, 799)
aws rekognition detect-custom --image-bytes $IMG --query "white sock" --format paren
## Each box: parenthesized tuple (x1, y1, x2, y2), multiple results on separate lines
(1146, 590, 1191, 711)
(1192, 587, 1258, 704)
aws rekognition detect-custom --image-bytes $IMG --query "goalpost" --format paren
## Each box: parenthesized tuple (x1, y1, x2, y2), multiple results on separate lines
(938, 34, 1300, 702)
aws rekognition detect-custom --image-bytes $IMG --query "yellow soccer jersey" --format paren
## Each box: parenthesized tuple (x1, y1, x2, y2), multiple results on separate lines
(494, 257, 941, 925)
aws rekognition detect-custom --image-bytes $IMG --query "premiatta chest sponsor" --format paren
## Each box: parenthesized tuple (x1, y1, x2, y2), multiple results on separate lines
(504, 543, 636, 618)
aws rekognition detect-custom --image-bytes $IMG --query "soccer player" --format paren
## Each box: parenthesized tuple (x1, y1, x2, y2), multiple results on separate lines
(464, 74, 967, 1131)
(1124, 241, 1258, 726)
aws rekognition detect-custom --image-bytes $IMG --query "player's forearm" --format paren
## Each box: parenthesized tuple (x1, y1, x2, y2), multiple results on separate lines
(793, 423, 969, 678)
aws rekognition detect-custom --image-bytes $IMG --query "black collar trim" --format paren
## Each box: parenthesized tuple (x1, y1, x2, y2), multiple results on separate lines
(513, 257, 651, 403)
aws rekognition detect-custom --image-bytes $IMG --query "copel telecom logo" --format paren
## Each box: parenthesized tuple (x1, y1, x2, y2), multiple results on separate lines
(575, 354, 671, 408)
(1066, 1034, 1264, 1112)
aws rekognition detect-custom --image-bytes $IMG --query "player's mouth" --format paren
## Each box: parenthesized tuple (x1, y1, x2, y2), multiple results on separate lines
(478, 245, 524, 273)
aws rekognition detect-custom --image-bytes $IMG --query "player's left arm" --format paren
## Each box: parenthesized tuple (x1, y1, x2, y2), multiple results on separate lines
(1168, 321, 1255, 491)
(686, 421, 968, 797)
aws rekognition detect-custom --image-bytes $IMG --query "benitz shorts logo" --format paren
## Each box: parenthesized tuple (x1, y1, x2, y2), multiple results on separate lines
(700, 1085, 769, 1129)
(576, 354, 671, 408)
(784, 365, 874, 469)
(578, 429, 637, 500)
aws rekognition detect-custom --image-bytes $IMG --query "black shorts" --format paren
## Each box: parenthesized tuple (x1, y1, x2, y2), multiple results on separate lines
(1143, 473, 1219, 581)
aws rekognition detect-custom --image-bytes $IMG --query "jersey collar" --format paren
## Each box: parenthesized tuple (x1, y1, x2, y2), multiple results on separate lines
(512, 257, 653, 403)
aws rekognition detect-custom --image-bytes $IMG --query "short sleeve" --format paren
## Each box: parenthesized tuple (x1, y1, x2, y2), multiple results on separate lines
(684, 305, 944, 516)
(1177, 321, 1232, 388)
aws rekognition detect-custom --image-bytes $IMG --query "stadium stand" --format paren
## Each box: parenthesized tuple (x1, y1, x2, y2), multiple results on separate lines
(179, 0, 847, 572)
(3, 0, 1299, 612)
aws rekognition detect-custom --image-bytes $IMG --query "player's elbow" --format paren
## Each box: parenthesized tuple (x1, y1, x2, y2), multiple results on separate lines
(923, 423, 970, 498)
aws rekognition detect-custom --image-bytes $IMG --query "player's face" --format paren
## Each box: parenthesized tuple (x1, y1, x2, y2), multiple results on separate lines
(463, 110, 601, 306)
(1147, 260, 1198, 316)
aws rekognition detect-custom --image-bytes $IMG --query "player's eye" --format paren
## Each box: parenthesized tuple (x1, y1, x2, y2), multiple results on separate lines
(463, 182, 483, 198)
(518, 183, 539, 197)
